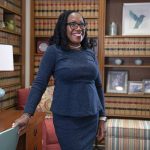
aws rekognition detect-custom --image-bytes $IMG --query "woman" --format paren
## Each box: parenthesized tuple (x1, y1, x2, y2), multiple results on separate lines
(13, 10, 106, 150)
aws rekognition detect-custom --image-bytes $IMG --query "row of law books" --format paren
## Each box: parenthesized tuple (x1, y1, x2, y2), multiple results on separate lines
(34, 55, 41, 73)
(0, 31, 20, 46)
(1, 97, 16, 109)
(105, 37, 150, 48)
(34, 0, 98, 18)
(105, 37, 150, 56)
(0, 76, 21, 86)
(105, 48, 150, 56)
(13, 46, 20, 54)
(106, 97, 150, 117)
(34, 55, 42, 64)
(13, 65, 21, 70)
(0, 0, 21, 14)
(106, 107, 150, 118)
(1, 84, 21, 108)
(3, 85, 21, 100)
(34, 19, 98, 37)
(0, 70, 20, 78)
(3, 84, 21, 96)
(34, 19, 57, 36)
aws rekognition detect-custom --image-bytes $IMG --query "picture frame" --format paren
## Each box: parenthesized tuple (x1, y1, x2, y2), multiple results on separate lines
(143, 80, 150, 94)
(106, 71, 128, 93)
(122, 3, 150, 35)
(37, 39, 49, 53)
(128, 81, 143, 94)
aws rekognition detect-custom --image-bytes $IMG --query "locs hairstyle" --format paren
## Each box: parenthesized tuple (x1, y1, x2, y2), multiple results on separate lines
(49, 10, 91, 50)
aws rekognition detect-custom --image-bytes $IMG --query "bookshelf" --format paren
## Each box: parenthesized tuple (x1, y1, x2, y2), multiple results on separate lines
(0, 0, 25, 110)
(99, 0, 150, 119)
(30, 0, 100, 85)
(30, 0, 150, 119)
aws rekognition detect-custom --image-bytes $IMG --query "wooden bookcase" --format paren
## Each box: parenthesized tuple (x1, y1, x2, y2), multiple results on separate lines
(30, 0, 100, 85)
(99, 0, 150, 119)
(30, 0, 150, 119)
(0, 0, 25, 110)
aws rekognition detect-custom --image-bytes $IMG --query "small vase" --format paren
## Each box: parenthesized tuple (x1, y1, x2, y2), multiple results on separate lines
(109, 22, 117, 36)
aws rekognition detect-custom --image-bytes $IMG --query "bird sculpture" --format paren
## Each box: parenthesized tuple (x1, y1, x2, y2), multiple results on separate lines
(129, 10, 145, 29)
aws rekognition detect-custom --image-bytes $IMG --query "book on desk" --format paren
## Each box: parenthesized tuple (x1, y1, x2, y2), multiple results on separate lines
(0, 126, 19, 150)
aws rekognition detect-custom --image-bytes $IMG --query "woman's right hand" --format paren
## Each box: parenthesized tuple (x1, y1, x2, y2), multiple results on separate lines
(12, 113, 31, 135)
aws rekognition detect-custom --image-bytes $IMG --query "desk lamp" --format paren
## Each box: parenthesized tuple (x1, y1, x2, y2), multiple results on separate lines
(0, 44, 14, 110)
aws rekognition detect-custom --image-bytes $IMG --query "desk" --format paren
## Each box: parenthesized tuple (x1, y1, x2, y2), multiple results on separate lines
(0, 109, 45, 150)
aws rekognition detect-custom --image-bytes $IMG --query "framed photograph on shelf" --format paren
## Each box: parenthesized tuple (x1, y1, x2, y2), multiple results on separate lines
(143, 80, 150, 94)
(122, 3, 150, 35)
(106, 71, 128, 93)
(128, 81, 143, 94)
(37, 39, 49, 53)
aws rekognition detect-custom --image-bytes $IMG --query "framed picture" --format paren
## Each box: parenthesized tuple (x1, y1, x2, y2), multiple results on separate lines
(37, 39, 49, 53)
(122, 3, 150, 35)
(106, 71, 128, 93)
(143, 80, 150, 94)
(128, 81, 143, 94)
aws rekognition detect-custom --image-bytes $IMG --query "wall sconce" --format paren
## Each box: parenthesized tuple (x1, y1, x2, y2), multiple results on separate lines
(0, 44, 14, 110)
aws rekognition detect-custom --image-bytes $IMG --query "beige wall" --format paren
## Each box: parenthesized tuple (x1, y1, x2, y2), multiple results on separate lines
(25, 0, 30, 87)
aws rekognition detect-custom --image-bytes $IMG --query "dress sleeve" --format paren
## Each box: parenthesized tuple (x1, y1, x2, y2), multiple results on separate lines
(24, 46, 56, 115)
(94, 56, 106, 117)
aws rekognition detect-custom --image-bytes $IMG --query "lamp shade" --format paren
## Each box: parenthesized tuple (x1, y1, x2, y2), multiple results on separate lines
(0, 44, 14, 71)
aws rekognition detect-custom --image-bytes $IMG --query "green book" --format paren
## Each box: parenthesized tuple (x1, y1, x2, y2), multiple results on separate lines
(0, 126, 19, 150)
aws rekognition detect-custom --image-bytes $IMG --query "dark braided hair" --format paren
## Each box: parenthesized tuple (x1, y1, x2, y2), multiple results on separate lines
(49, 10, 93, 51)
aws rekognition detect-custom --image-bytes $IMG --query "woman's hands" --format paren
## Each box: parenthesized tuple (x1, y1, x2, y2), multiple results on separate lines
(96, 120, 106, 142)
(12, 113, 31, 135)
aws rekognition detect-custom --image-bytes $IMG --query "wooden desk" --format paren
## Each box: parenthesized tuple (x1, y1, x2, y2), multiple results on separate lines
(0, 109, 45, 150)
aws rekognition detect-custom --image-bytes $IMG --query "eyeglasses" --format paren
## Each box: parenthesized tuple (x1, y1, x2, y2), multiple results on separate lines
(66, 22, 87, 30)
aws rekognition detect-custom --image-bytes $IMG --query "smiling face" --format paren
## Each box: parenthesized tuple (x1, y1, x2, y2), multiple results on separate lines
(66, 12, 86, 47)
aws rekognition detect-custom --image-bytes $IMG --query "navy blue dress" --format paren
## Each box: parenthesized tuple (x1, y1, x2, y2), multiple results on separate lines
(24, 44, 105, 150)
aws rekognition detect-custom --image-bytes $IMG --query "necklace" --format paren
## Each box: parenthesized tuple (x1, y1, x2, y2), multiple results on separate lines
(69, 44, 81, 49)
